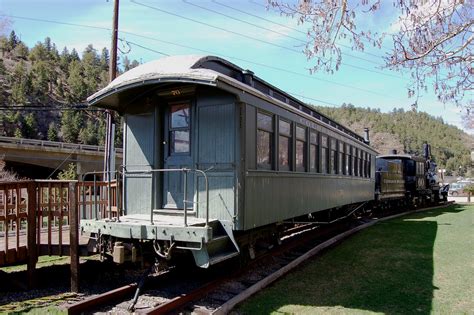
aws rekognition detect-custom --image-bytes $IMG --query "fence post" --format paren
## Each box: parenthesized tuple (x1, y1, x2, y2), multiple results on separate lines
(27, 181, 37, 289)
(69, 182, 79, 292)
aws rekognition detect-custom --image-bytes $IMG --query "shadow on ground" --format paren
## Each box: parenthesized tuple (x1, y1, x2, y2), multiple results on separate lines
(237, 204, 469, 315)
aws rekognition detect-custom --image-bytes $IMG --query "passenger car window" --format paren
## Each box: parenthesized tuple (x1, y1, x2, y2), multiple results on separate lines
(296, 125, 306, 172)
(321, 135, 329, 173)
(257, 112, 273, 169)
(279, 119, 292, 171)
(310, 131, 319, 173)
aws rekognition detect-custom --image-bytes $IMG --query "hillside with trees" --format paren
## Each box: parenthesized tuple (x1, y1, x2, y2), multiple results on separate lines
(316, 104, 473, 176)
(0, 31, 139, 146)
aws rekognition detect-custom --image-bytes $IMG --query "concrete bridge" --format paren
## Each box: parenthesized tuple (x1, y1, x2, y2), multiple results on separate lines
(0, 136, 123, 178)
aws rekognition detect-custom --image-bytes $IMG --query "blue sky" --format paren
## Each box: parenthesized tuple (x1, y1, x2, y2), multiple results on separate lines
(0, 0, 470, 133)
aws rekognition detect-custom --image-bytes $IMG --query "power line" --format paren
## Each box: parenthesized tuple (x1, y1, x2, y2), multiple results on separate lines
(0, 14, 110, 31)
(131, 0, 403, 79)
(247, 0, 396, 51)
(120, 39, 170, 56)
(2, 13, 405, 101)
(212, 0, 386, 61)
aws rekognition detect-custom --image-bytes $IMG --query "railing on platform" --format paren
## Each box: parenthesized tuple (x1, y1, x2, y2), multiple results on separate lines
(121, 167, 210, 227)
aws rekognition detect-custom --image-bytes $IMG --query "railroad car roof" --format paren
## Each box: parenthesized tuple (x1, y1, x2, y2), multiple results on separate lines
(87, 55, 366, 143)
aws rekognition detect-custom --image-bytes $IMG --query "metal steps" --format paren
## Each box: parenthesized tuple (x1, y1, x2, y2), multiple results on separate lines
(192, 220, 240, 268)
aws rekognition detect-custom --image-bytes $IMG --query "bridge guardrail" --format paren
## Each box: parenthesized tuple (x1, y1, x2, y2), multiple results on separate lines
(0, 136, 123, 154)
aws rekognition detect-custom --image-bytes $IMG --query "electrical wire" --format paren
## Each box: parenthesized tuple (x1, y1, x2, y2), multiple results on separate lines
(184, 0, 385, 66)
(131, 0, 403, 79)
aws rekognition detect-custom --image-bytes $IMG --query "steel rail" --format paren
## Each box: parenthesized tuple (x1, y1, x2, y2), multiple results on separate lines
(66, 283, 137, 315)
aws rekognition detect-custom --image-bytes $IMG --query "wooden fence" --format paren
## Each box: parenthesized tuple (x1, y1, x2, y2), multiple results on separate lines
(0, 179, 120, 290)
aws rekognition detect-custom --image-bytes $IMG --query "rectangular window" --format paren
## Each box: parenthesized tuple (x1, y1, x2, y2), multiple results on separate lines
(296, 125, 306, 172)
(359, 150, 363, 177)
(353, 147, 358, 176)
(321, 135, 329, 174)
(170, 130, 190, 154)
(330, 138, 337, 174)
(345, 144, 350, 175)
(366, 152, 369, 177)
(350, 146, 355, 175)
(257, 112, 273, 169)
(338, 141, 343, 175)
(367, 153, 371, 178)
(170, 103, 190, 154)
(279, 119, 292, 171)
(310, 131, 318, 172)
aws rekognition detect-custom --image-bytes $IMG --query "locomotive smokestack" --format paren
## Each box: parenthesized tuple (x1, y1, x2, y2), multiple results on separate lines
(423, 143, 431, 159)
(390, 149, 398, 154)
(363, 127, 370, 145)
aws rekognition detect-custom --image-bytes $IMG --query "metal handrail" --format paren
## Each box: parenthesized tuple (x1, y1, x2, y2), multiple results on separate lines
(121, 167, 210, 227)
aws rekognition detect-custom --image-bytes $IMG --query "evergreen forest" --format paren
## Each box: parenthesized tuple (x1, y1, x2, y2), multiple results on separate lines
(0, 31, 139, 147)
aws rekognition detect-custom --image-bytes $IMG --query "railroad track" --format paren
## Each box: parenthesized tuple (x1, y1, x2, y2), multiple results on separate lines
(65, 202, 452, 314)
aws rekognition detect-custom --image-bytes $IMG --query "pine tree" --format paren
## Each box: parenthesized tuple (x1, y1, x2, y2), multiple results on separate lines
(23, 112, 37, 138)
(100, 47, 109, 72)
(60, 111, 83, 142)
(14, 127, 22, 138)
(130, 60, 140, 69)
(82, 44, 100, 95)
(79, 119, 98, 145)
(67, 60, 86, 101)
(0, 58, 5, 75)
(59, 47, 70, 71)
(47, 122, 58, 141)
(8, 30, 18, 51)
(70, 48, 80, 62)
(122, 55, 131, 72)
(44, 37, 52, 52)
(10, 61, 30, 104)
(29, 42, 49, 63)
(31, 60, 49, 98)
(13, 42, 29, 60)
(0, 36, 8, 56)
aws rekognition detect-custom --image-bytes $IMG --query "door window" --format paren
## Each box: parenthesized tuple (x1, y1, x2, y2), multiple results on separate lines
(170, 103, 190, 154)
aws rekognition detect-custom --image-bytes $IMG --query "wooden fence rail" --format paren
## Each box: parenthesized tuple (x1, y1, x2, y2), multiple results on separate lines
(0, 179, 120, 290)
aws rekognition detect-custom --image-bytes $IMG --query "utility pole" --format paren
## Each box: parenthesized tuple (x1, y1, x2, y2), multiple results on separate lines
(105, 0, 119, 217)
(109, 0, 119, 82)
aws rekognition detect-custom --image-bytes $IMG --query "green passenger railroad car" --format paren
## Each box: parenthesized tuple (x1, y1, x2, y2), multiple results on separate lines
(81, 55, 377, 268)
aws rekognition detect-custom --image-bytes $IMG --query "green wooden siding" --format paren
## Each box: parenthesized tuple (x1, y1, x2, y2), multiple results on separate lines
(124, 113, 155, 215)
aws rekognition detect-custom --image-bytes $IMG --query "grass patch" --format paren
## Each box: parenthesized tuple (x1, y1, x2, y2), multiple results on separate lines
(0, 293, 73, 314)
(236, 204, 473, 314)
(0, 254, 101, 273)
(0, 256, 70, 273)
